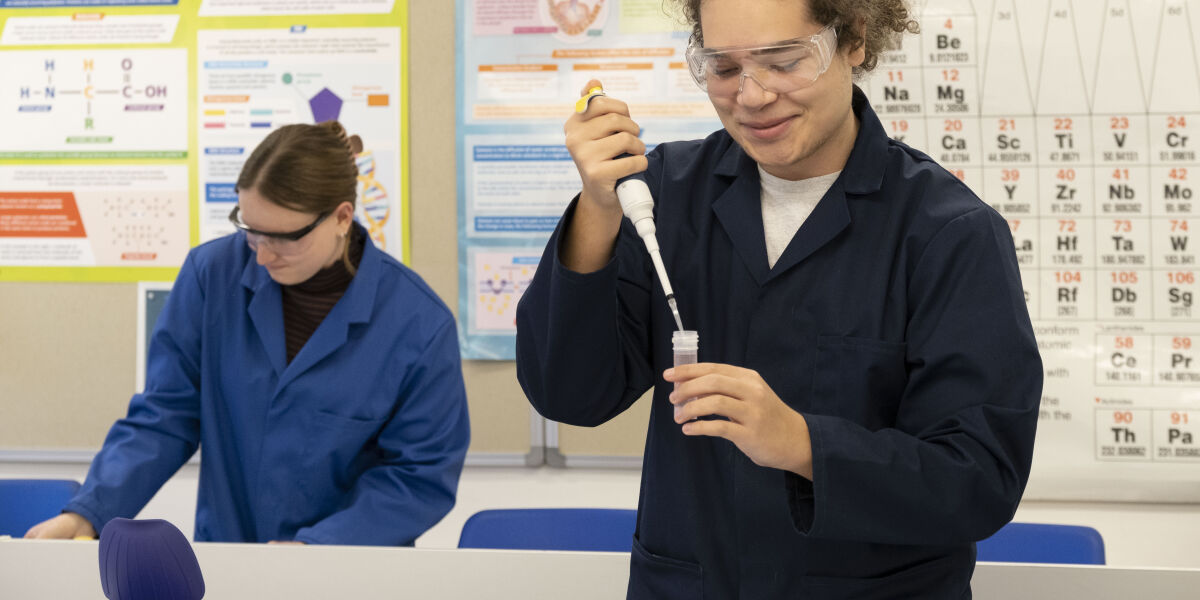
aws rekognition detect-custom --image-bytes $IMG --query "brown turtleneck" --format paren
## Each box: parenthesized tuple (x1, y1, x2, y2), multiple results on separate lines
(281, 225, 366, 363)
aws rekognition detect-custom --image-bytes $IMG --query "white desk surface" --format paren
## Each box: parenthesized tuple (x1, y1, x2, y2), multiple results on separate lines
(1, 539, 629, 599)
(3, 538, 1200, 599)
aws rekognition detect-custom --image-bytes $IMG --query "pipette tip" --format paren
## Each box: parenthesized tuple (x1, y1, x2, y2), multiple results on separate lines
(666, 295, 685, 332)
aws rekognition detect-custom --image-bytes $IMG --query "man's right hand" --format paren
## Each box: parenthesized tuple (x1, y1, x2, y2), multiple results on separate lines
(24, 512, 97, 540)
(561, 79, 648, 272)
(565, 79, 648, 211)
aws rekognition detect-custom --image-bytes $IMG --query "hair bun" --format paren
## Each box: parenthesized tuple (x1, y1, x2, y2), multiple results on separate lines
(317, 120, 363, 157)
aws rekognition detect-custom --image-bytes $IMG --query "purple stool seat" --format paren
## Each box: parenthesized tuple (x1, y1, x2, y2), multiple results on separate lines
(98, 518, 205, 600)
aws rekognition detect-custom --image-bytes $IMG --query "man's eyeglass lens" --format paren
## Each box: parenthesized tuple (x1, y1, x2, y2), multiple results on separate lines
(687, 28, 835, 97)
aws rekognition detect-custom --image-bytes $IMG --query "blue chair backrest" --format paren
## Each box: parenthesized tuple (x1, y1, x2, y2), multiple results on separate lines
(98, 518, 205, 600)
(977, 522, 1105, 565)
(458, 508, 637, 552)
(0, 478, 81, 536)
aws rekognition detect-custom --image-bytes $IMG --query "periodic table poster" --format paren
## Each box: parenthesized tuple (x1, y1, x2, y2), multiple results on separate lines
(865, 0, 1200, 501)
(457, 0, 1200, 501)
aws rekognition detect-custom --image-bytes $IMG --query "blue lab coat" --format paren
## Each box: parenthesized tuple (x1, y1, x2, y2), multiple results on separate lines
(516, 87, 1042, 598)
(67, 224, 470, 545)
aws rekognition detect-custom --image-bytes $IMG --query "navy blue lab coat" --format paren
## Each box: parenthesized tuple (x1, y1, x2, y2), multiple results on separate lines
(516, 87, 1042, 598)
(67, 224, 471, 545)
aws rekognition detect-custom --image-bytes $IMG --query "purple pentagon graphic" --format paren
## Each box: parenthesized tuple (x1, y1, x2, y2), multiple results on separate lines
(309, 87, 343, 123)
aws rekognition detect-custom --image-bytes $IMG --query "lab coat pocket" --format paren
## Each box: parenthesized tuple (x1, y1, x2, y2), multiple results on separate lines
(302, 409, 388, 463)
(293, 409, 388, 496)
(312, 408, 387, 428)
(812, 335, 907, 431)
(799, 551, 968, 599)
(307, 408, 389, 449)
(628, 535, 704, 600)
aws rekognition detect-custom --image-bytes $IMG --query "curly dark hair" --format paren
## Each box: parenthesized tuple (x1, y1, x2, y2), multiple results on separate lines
(670, 0, 919, 73)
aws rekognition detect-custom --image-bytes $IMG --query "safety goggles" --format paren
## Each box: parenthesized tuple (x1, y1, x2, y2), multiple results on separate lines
(228, 205, 330, 256)
(685, 26, 838, 98)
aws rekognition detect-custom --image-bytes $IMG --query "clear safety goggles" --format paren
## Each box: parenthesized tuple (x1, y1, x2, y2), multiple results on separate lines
(685, 26, 838, 98)
(228, 204, 329, 256)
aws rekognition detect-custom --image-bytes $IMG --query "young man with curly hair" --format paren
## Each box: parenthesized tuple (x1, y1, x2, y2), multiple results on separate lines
(516, 1, 1042, 597)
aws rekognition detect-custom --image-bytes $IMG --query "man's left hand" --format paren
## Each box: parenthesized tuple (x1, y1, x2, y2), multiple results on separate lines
(667, 363, 813, 479)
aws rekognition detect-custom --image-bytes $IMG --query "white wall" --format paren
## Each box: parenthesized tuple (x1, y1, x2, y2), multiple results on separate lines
(3, 462, 1197, 568)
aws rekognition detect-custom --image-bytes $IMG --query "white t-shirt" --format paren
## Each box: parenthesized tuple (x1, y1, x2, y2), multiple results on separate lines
(759, 166, 841, 268)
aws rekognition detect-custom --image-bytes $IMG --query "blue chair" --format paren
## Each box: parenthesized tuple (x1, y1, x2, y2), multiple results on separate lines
(98, 518, 205, 600)
(0, 478, 81, 536)
(977, 522, 1105, 565)
(458, 508, 637, 552)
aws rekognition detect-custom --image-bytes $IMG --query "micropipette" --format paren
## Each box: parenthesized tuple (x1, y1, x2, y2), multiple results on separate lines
(577, 86, 685, 332)
(616, 177, 685, 332)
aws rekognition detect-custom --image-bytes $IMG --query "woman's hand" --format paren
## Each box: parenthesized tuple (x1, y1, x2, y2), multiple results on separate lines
(24, 512, 97, 540)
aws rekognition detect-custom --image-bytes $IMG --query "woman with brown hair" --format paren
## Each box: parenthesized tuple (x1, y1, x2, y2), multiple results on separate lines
(27, 121, 470, 546)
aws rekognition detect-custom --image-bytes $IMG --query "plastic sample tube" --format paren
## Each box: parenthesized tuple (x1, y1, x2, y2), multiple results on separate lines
(672, 330, 699, 419)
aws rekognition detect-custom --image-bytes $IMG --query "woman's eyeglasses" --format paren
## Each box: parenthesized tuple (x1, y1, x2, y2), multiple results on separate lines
(228, 205, 331, 255)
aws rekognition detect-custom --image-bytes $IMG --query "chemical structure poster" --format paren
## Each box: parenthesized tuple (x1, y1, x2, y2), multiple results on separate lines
(456, 0, 722, 359)
(0, 49, 187, 158)
(0, 3, 190, 280)
(0, 0, 408, 281)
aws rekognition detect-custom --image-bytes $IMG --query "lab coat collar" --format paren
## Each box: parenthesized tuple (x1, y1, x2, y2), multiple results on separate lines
(713, 133, 756, 178)
(841, 85, 889, 195)
(711, 86, 883, 285)
(712, 173, 771, 285)
(240, 222, 382, 390)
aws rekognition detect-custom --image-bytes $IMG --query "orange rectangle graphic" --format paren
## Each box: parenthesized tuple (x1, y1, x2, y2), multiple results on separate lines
(573, 63, 655, 71)
(552, 48, 673, 58)
(203, 95, 250, 103)
(0, 192, 86, 238)
(367, 94, 389, 106)
(478, 64, 559, 73)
